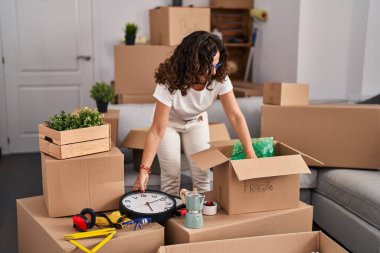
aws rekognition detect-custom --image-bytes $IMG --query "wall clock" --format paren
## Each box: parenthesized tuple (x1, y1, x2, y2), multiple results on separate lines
(119, 190, 177, 222)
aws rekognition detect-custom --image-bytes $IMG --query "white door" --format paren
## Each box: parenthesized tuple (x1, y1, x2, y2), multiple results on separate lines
(0, 0, 94, 153)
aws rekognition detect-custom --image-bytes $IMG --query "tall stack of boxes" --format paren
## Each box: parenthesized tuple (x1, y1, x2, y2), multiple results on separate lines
(114, 6, 211, 104)
(17, 120, 165, 253)
(163, 128, 322, 245)
(261, 82, 380, 170)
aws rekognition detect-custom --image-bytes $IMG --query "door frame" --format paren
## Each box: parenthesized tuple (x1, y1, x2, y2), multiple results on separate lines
(0, 23, 9, 155)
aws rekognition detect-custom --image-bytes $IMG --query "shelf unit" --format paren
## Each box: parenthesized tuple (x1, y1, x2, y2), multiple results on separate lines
(211, 8, 252, 80)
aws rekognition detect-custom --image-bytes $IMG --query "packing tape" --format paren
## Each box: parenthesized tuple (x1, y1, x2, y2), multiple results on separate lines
(250, 8, 268, 21)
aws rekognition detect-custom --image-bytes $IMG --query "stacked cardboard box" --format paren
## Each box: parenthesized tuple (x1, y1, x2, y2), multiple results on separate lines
(159, 231, 348, 252)
(114, 6, 210, 104)
(261, 82, 380, 169)
(163, 115, 323, 244)
(37, 118, 125, 217)
(17, 196, 164, 253)
(18, 119, 166, 252)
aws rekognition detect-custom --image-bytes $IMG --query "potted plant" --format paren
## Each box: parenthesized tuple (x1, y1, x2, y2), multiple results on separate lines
(124, 22, 138, 45)
(90, 82, 115, 113)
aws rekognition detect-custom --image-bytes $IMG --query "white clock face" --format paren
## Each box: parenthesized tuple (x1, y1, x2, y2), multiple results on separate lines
(121, 192, 175, 214)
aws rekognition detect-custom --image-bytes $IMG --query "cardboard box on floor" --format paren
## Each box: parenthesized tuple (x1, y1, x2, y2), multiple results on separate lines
(121, 122, 231, 174)
(150, 7, 210, 46)
(114, 44, 174, 95)
(191, 140, 322, 214)
(159, 231, 348, 253)
(165, 202, 313, 245)
(42, 147, 124, 217)
(261, 104, 380, 169)
(17, 196, 164, 253)
(263, 82, 309, 105)
(103, 109, 119, 145)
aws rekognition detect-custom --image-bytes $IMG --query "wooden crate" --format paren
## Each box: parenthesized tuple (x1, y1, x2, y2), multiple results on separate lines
(38, 123, 111, 159)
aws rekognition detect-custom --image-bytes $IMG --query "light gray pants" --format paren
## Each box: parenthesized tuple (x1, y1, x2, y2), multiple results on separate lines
(157, 112, 210, 196)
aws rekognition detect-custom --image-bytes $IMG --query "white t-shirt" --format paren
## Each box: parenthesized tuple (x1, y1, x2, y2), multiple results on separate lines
(153, 76, 233, 121)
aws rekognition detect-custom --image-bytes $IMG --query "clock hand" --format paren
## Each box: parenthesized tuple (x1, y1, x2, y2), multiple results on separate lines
(146, 202, 154, 212)
(147, 197, 165, 204)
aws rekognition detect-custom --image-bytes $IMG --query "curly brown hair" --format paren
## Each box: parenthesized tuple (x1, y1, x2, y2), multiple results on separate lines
(155, 31, 229, 96)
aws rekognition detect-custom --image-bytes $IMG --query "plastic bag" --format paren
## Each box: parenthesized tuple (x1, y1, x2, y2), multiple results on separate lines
(231, 137, 274, 160)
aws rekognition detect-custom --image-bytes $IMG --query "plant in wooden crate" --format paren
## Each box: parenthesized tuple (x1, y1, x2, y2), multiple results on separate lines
(90, 82, 115, 113)
(39, 107, 111, 159)
(124, 22, 138, 45)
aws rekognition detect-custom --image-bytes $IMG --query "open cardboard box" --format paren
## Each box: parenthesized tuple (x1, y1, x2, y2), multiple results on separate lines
(191, 140, 323, 214)
(158, 231, 348, 253)
(121, 122, 230, 174)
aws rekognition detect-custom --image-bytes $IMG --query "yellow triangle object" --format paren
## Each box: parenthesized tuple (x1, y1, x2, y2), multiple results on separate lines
(64, 228, 116, 253)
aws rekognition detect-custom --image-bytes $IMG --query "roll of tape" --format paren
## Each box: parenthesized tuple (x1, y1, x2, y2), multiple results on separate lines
(202, 201, 217, 216)
(250, 8, 268, 21)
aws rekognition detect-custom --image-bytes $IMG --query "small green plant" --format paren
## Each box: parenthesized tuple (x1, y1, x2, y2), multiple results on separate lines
(90, 82, 115, 103)
(44, 107, 104, 131)
(125, 22, 138, 36)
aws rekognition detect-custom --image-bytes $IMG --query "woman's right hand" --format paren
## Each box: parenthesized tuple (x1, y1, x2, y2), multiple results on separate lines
(132, 171, 150, 192)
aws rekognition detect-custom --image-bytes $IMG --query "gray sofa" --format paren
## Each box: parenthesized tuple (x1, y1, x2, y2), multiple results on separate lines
(110, 96, 380, 253)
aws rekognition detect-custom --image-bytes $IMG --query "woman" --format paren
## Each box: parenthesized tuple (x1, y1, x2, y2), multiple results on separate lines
(133, 31, 257, 196)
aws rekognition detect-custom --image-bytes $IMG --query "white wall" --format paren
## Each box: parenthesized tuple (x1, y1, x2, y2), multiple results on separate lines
(254, 0, 378, 101)
(298, 0, 369, 100)
(253, 0, 300, 84)
(362, 0, 380, 98)
(94, 0, 209, 84)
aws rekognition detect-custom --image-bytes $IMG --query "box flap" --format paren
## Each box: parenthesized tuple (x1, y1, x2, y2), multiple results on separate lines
(121, 128, 149, 149)
(278, 142, 324, 166)
(190, 148, 229, 171)
(230, 155, 311, 181)
(319, 231, 349, 253)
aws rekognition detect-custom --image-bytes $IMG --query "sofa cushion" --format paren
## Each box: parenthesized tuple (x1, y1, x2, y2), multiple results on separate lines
(315, 168, 380, 229)
(300, 167, 318, 189)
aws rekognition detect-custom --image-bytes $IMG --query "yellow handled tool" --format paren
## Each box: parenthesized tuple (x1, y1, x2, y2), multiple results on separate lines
(64, 228, 116, 253)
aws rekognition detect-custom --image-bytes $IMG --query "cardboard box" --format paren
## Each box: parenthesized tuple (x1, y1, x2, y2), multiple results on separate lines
(121, 123, 231, 174)
(39, 123, 111, 159)
(150, 7, 210, 46)
(103, 109, 119, 145)
(261, 104, 380, 169)
(118, 94, 156, 104)
(210, 0, 253, 9)
(17, 196, 164, 253)
(165, 202, 313, 245)
(191, 140, 322, 214)
(263, 82, 309, 105)
(159, 231, 348, 253)
(114, 44, 174, 95)
(42, 147, 124, 217)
